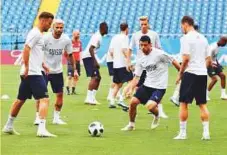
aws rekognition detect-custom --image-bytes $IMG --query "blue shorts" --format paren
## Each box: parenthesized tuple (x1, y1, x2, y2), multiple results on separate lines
(46, 73, 64, 93)
(134, 85, 166, 105)
(83, 57, 100, 77)
(137, 70, 146, 87)
(67, 61, 81, 76)
(179, 72, 207, 105)
(17, 75, 49, 100)
(107, 62, 114, 76)
(113, 67, 133, 84)
(207, 64, 223, 77)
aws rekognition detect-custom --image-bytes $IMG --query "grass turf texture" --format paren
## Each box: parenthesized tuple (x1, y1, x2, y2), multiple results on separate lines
(1, 65, 227, 155)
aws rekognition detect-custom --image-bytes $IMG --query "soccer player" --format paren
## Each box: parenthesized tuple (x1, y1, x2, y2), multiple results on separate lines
(108, 23, 133, 109)
(128, 16, 168, 118)
(2, 12, 56, 137)
(66, 30, 82, 95)
(170, 24, 200, 106)
(121, 36, 180, 131)
(82, 22, 108, 105)
(106, 47, 115, 101)
(106, 46, 125, 103)
(34, 19, 75, 125)
(207, 36, 227, 100)
(174, 16, 212, 140)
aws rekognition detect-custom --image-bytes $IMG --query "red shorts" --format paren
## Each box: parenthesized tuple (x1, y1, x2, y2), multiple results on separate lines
(73, 52, 81, 61)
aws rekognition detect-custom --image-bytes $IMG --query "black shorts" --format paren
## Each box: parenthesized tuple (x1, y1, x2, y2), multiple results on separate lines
(107, 62, 114, 76)
(113, 67, 133, 84)
(46, 73, 64, 93)
(67, 61, 81, 76)
(207, 64, 223, 77)
(179, 72, 207, 105)
(17, 75, 49, 101)
(83, 57, 100, 77)
(134, 85, 166, 105)
(137, 70, 146, 87)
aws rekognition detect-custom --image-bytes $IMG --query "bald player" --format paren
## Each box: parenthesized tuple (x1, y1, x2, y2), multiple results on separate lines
(66, 30, 82, 95)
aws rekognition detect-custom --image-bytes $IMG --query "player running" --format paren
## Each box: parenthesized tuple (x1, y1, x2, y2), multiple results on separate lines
(128, 16, 168, 118)
(207, 36, 227, 100)
(108, 23, 133, 109)
(121, 36, 180, 131)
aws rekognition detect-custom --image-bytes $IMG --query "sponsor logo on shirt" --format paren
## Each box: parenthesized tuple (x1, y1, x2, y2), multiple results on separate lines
(145, 64, 157, 72)
(48, 49, 63, 56)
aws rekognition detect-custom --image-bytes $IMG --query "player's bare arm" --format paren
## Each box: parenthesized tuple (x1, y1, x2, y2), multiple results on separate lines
(125, 76, 140, 96)
(42, 63, 49, 74)
(124, 49, 133, 71)
(172, 60, 181, 71)
(206, 56, 212, 68)
(22, 45, 31, 77)
(176, 54, 189, 84)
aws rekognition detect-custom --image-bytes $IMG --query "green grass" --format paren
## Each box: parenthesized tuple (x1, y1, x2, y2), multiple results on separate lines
(1, 65, 227, 155)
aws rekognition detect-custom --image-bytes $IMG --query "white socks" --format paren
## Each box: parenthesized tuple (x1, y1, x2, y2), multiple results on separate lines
(54, 110, 60, 120)
(86, 89, 98, 102)
(38, 119, 46, 131)
(158, 104, 163, 114)
(202, 121, 209, 134)
(179, 121, 187, 134)
(221, 89, 226, 95)
(129, 122, 135, 127)
(93, 90, 97, 101)
(86, 90, 93, 100)
(5, 115, 15, 128)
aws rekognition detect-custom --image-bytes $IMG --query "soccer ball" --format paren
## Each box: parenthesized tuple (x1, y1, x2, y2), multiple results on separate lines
(88, 121, 104, 137)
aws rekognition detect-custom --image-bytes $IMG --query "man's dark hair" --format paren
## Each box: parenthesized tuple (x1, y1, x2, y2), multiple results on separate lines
(120, 22, 128, 31)
(193, 24, 199, 31)
(140, 35, 151, 43)
(99, 22, 108, 29)
(39, 12, 54, 19)
(181, 16, 194, 26)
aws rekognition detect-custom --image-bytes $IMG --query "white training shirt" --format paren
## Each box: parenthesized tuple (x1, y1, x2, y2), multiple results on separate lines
(106, 48, 113, 63)
(43, 32, 73, 74)
(129, 30, 161, 60)
(109, 33, 129, 68)
(180, 30, 210, 75)
(82, 31, 102, 59)
(208, 42, 219, 64)
(134, 48, 174, 89)
(20, 27, 44, 75)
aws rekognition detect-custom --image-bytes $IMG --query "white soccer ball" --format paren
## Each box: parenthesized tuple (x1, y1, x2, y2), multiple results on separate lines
(1, 94, 9, 100)
(88, 121, 104, 137)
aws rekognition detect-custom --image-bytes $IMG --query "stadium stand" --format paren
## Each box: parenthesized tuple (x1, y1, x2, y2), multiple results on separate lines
(1, 0, 41, 49)
(1, 0, 227, 51)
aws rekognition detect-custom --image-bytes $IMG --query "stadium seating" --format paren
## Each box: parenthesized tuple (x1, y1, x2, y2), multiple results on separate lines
(1, 0, 227, 50)
(55, 0, 227, 36)
(1, 0, 41, 49)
